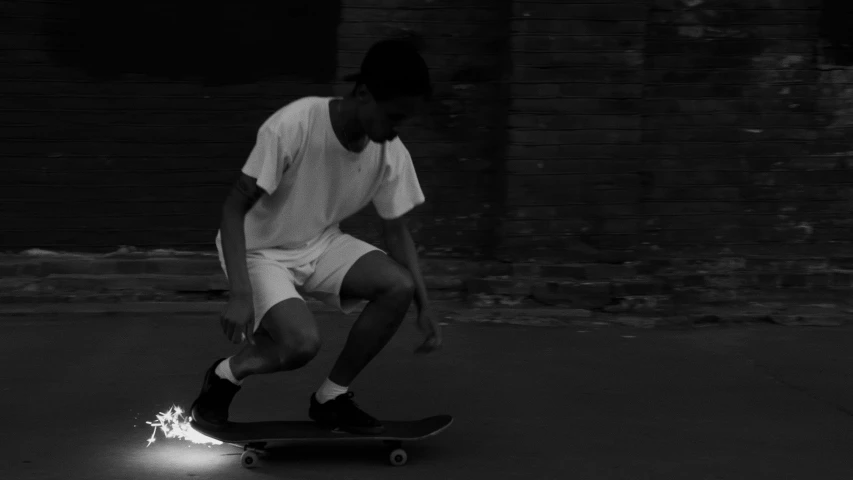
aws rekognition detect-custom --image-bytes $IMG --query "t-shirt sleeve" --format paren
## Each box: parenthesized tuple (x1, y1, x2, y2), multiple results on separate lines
(372, 141, 426, 220)
(241, 125, 296, 195)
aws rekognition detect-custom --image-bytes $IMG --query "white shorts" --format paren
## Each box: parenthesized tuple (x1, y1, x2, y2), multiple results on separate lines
(218, 230, 383, 332)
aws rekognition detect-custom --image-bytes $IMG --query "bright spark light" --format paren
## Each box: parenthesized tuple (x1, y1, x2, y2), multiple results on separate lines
(145, 405, 222, 447)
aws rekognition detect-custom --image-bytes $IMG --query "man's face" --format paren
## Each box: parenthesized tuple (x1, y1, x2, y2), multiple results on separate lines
(357, 86, 426, 143)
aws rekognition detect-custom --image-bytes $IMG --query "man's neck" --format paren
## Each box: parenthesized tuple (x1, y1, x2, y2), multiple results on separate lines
(336, 97, 368, 152)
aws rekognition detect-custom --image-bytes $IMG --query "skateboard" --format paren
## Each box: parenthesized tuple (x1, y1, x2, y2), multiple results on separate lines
(190, 415, 453, 469)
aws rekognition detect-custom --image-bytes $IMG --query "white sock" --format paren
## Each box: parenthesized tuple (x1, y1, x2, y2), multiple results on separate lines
(214, 357, 242, 386)
(315, 378, 348, 404)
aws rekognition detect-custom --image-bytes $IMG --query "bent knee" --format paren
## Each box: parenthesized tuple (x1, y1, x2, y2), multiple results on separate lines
(292, 332, 321, 362)
(261, 299, 321, 369)
(273, 329, 320, 369)
(385, 267, 416, 298)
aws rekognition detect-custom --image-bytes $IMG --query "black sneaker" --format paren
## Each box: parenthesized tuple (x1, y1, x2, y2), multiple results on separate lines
(309, 391, 385, 435)
(190, 358, 241, 431)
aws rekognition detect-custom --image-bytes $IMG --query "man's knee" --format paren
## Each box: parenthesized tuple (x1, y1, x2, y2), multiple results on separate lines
(281, 332, 321, 369)
(384, 266, 416, 300)
(261, 299, 322, 370)
(373, 267, 415, 324)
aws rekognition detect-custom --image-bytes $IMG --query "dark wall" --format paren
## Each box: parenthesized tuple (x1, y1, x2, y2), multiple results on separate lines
(1, 0, 340, 252)
(821, 0, 853, 65)
(4, 0, 853, 265)
(638, 0, 836, 258)
(501, 0, 646, 262)
(1, 0, 508, 258)
(499, 0, 853, 262)
(43, 0, 338, 84)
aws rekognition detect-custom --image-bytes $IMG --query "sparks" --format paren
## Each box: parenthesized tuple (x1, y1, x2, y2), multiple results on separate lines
(145, 405, 222, 447)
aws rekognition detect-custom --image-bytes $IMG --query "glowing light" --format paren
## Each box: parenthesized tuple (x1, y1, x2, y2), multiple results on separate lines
(145, 405, 222, 447)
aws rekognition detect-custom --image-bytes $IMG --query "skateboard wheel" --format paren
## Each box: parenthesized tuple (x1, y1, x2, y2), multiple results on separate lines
(241, 451, 259, 469)
(389, 448, 408, 466)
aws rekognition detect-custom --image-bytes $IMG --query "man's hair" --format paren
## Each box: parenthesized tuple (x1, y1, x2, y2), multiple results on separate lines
(345, 39, 432, 102)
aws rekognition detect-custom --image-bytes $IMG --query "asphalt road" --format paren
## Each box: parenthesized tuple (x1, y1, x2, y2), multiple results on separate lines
(2, 310, 853, 480)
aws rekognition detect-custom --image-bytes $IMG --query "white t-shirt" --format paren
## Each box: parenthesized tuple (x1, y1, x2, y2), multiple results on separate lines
(215, 96, 426, 266)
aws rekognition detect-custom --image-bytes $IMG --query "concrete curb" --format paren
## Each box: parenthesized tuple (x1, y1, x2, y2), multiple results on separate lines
(6, 251, 853, 319)
(3, 250, 853, 328)
(1, 301, 849, 330)
(0, 302, 227, 316)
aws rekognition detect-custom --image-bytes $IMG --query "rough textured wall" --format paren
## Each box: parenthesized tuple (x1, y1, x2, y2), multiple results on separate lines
(500, 0, 853, 263)
(815, 0, 853, 257)
(640, 0, 831, 257)
(0, 0, 508, 258)
(335, 0, 510, 260)
(0, 0, 340, 252)
(499, 0, 648, 262)
(5, 0, 853, 267)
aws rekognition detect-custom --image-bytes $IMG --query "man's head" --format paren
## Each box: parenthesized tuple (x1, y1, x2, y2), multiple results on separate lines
(345, 39, 432, 143)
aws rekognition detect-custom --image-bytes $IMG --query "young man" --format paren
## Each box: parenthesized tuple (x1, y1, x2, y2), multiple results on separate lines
(190, 39, 442, 435)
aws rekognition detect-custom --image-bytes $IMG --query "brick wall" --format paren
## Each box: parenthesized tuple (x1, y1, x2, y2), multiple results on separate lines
(501, 0, 853, 265)
(1, 0, 340, 252)
(0, 0, 507, 259)
(640, 0, 829, 259)
(4, 0, 853, 269)
(500, 0, 647, 262)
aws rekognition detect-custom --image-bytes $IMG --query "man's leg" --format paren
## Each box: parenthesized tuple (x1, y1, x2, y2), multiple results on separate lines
(192, 258, 323, 430)
(191, 299, 322, 430)
(304, 249, 415, 434)
(329, 250, 415, 387)
(229, 298, 322, 380)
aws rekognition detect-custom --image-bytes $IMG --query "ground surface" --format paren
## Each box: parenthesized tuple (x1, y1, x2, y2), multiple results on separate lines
(2, 310, 852, 479)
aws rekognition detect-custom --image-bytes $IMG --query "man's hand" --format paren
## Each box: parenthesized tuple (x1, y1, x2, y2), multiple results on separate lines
(221, 295, 256, 346)
(414, 305, 442, 354)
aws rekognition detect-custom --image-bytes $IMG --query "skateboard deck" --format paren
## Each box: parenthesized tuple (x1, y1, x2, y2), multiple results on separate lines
(190, 415, 453, 468)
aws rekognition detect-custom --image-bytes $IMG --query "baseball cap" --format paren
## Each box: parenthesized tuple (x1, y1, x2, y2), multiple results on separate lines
(344, 39, 432, 101)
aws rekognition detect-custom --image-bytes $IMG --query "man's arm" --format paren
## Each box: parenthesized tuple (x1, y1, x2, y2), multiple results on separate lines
(381, 216, 429, 311)
(220, 173, 265, 298)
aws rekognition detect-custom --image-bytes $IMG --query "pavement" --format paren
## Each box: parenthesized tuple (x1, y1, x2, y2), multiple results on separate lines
(2, 307, 853, 479)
